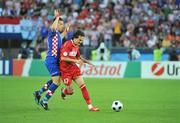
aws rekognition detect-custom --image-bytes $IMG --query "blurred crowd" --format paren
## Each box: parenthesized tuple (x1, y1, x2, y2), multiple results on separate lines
(0, 0, 180, 51)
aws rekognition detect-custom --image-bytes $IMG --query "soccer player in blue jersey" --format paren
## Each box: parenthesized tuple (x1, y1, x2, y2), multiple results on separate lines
(33, 10, 69, 110)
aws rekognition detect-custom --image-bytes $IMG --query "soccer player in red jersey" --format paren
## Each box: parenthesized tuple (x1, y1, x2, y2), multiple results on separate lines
(59, 30, 99, 111)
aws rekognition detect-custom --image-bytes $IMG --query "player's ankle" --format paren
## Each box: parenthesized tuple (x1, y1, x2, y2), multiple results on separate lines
(88, 104, 93, 109)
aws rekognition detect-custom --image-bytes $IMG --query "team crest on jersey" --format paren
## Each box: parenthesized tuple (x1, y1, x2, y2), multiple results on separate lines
(69, 51, 77, 56)
(63, 52, 68, 56)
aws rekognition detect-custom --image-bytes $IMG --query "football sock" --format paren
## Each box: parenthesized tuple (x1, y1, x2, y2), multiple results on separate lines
(39, 80, 53, 95)
(80, 84, 91, 105)
(88, 104, 93, 109)
(43, 82, 58, 103)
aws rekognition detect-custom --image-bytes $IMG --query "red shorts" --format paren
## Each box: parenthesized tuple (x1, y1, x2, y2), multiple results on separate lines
(61, 66, 82, 86)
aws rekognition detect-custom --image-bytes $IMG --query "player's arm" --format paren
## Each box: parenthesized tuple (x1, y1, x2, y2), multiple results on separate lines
(51, 10, 61, 32)
(61, 56, 84, 65)
(61, 24, 70, 38)
(79, 55, 95, 66)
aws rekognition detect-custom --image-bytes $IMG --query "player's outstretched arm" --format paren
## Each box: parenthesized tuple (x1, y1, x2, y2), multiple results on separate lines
(79, 56, 95, 66)
(61, 24, 71, 38)
(51, 10, 61, 32)
(61, 56, 84, 65)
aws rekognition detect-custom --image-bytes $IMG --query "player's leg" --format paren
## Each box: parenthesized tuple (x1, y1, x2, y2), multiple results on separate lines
(39, 80, 53, 94)
(61, 85, 74, 99)
(33, 61, 55, 105)
(60, 76, 74, 99)
(39, 63, 61, 110)
(74, 76, 99, 111)
(43, 76, 61, 103)
(33, 79, 53, 104)
(40, 75, 61, 110)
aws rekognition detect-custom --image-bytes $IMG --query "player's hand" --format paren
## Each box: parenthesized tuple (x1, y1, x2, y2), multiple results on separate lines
(76, 59, 84, 66)
(87, 62, 95, 67)
(54, 9, 61, 17)
(65, 23, 71, 32)
(61, 24, 71, 38)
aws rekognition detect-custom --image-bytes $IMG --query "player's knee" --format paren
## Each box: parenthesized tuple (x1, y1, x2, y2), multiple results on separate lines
(75, 77, 85, 87)
(53, 81, 61, 86)
(52, 76, 61, 85)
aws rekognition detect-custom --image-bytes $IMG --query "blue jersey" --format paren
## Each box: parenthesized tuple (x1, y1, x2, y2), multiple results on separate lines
(44, 29, 62, 76)
(46, 29, 62, 63)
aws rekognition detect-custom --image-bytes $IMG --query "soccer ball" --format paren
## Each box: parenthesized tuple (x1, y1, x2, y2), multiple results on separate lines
(112, 100, 123, 112)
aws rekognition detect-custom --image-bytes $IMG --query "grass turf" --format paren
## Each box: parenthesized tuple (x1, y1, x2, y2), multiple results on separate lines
(0, 76, 179, 123)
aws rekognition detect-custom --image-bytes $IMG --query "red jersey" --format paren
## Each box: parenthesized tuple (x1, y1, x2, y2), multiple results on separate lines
(60, 40, 82, 85)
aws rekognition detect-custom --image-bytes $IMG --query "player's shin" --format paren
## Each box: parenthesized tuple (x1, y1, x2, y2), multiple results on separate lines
(79, 84, 93, 109)
(43, 82, 59, 103)
(39, 80, 53, 95)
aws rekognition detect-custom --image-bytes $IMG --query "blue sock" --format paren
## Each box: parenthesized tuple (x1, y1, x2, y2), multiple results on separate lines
(43, 83, 58, 103)
(39, 80, 53, 95)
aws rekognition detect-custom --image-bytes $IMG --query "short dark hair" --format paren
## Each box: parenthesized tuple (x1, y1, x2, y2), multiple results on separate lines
(73, 30, 85, 38)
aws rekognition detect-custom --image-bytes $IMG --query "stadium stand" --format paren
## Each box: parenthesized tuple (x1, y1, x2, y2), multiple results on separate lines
(0, 0, 180, 60)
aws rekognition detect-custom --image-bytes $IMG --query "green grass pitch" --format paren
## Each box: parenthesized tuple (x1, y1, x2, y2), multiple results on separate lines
(0, 76, 179, 123)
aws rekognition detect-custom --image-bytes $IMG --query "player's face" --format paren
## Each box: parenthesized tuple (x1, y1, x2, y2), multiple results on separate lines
(58, 20, 64, 32)
(74, 36, 85, 46)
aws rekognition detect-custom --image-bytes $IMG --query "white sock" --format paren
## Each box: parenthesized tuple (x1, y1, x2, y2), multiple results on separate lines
(88, 104, 93, 109)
